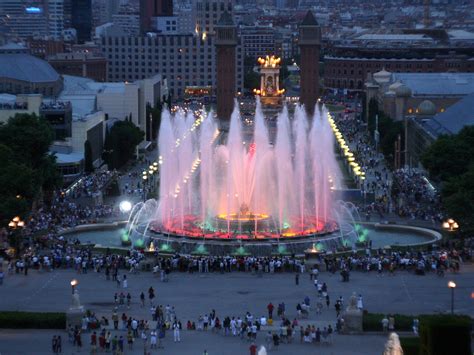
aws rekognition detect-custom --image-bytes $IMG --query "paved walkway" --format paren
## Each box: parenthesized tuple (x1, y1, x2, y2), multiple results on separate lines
(0, 329, 388, 355)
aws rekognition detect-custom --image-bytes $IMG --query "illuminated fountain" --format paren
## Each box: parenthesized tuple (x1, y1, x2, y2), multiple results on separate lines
(127, 99, 364, 255)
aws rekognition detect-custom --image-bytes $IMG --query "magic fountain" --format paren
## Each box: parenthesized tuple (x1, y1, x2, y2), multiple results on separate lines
(125, 98, 366, 255)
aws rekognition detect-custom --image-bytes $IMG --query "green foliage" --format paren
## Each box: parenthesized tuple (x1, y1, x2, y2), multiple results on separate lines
(422, 126, 474, 234)
(421, 128, 474, 182)
(84, 140, 94, 173)
(400, 337, 420, 355)
(378, 115, 404, 163)
(0, 114, 60, 225)
(419, 315, 471, 355)
(366, 100, 404, 166)
(367, 97, 378, 132)
(102, 120, 144, 170)
(362, 313, 413, 331)
(0, 312, 66, 329)
(244, 71, 259, 90)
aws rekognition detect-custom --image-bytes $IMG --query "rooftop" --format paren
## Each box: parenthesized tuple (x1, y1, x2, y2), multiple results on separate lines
(301, 11, 318, 26)
(355, 34, 433, 41)
(422, 93, 474, 137)
(392, 73, 474, 96)
(0, 54, 60, 83)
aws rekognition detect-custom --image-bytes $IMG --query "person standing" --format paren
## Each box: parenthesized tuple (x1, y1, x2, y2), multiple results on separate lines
(122, 274, 128, 288)
(118, 335, 124, 353)
(127, 330, 134, 349)
(267, 302, 274, 320)
(56, 335, 62, 353)
(249, 342, 257, 355)
(112, 310, 119, 330)
(90, 331, 97, 354)
(148, 287, 155, 306)
(173, 320, 181, 342)
(295, 273, 299, 285)
(140, 292, 145, 307)
(150, 330, 157, 349)
(52, 335, 57, 354)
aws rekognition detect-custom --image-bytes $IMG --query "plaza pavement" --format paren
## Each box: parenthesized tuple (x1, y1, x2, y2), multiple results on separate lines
(0, 329, 388, 355)
(0, 264, 473, 354)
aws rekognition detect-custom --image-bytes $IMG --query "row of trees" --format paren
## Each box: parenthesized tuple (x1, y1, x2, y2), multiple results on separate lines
(0, 114, 61, 226)
(422, 126, 474, 234)
(367, 98, 404, 166)
(102, 120, 145, 170)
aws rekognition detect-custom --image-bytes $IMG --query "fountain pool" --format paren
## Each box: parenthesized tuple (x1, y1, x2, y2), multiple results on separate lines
(67, 223, 440, 255)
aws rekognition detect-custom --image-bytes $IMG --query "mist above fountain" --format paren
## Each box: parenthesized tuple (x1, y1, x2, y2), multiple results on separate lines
(150, 100, 340, 240)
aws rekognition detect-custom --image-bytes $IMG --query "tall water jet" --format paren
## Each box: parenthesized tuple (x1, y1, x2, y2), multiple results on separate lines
(149, 101, 341, 242)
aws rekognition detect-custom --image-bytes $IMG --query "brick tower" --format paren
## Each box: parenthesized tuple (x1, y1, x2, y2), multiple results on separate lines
(215, 11, 238, 126)
(298, 11, 321, 116)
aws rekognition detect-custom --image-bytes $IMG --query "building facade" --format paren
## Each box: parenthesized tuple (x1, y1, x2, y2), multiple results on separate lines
(194, 0, 234, 35)
(48, 52, 108, 82)
(325, 54, 474, 91)
(0, 0, 67, 39)
(72, 0, 92, 43)
(240, 24, 276, 59)
(99, 33, 243, 99)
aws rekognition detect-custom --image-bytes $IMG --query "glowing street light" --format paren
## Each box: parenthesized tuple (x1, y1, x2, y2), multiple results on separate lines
(119, 201, 132, 213)
(71, 279, 78, 294)
(448, 281, 456, 314)
(442, 219, 459, 232)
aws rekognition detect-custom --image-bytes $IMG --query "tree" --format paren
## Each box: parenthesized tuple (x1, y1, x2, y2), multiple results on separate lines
(244, 71, 259, 91)
(367, 97, 379, 132)
(102, 120, 144, 170)
(422, 126, 474, 234)
(0, 113, 60, 224)
(422, 126, 474, 182)
(84, 140, 94, 173)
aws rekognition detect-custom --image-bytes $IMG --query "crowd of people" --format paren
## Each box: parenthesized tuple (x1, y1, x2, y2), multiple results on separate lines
(66, 170, 117, 199)
(391, 169, 443, 222)
(331, 102, 445, 224)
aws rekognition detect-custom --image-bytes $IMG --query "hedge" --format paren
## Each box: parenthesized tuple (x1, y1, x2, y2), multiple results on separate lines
(419, 315, 471, 355)
(362, 313, 413, 331)
(0, 312, 66, 329)
(400, 337, 420, 355)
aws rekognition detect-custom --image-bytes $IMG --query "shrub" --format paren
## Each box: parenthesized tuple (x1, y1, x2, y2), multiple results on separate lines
(419, 315, 471, 355)
(362, 313, 413, 331)
(400, 337, 420, 355)
(0, 312, 66, 329)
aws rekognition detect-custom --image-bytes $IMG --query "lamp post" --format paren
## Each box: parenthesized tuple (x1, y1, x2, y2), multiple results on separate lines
(142, 173, 148, 201)
(8, 216, 25, 255)
(71, 279, 78, 294)
(448, 281, 456, 314)
(442, 219, 459, 232)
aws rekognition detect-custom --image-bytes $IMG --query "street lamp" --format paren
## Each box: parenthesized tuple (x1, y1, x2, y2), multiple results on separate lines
(71, 279, 78, 294)
(8, 216, 25, 255)
(119, 200, 132, 214)
(142, 174, 148, 201)
(448, 281, 456, 314)
(442, 219, 459, 232)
